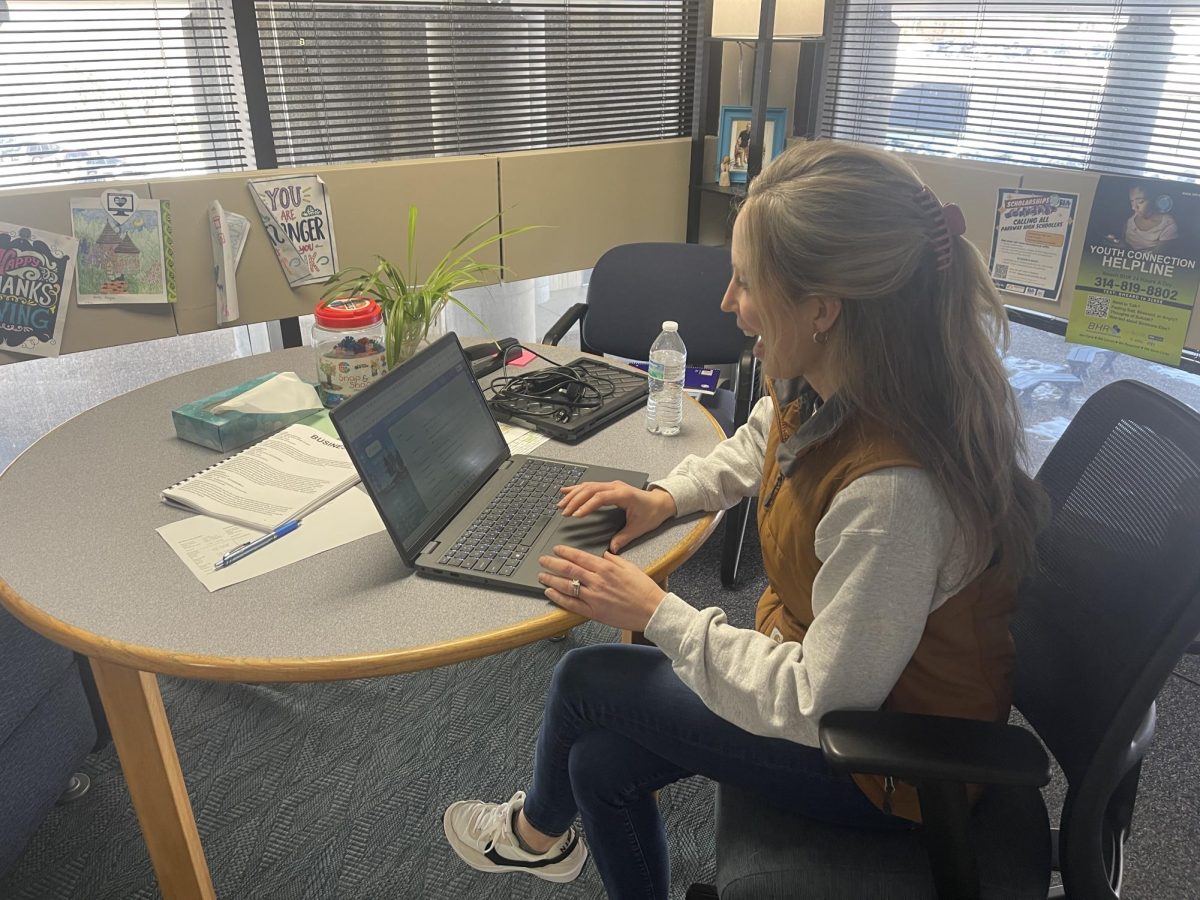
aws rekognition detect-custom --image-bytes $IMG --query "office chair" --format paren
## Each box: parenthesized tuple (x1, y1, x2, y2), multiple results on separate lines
(543, 242, 758, 587)
(688, 379, 1200, 899)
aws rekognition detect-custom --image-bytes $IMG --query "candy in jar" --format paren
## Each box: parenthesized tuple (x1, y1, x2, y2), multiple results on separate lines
(312, 297, 388, 407)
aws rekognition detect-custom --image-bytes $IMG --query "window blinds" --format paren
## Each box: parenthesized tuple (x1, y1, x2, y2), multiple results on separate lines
(821, 1, 1200, 182)
(0, 1, 253, 190)
(247, 0, 700, 168)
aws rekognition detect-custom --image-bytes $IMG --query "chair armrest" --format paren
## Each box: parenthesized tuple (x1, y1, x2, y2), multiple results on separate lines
(542, 303, 588, 346)
(733, 338, 757, 430)
(819, 709, 1050, 788)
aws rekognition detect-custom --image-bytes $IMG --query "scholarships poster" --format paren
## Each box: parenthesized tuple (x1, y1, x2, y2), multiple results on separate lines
(988, 189, 1077, 301)
(1066, 176, 1200, 367)
(0, 222, 78, 358)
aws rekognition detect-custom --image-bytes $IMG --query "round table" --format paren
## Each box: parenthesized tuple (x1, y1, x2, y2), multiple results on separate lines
(0, 342, 725, 899)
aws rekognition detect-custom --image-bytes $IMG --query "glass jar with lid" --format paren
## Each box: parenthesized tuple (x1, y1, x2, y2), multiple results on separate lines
(312, 297, 388, 407)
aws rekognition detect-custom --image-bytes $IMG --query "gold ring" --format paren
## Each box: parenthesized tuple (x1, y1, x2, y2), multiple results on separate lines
(570, 578, 581, 598)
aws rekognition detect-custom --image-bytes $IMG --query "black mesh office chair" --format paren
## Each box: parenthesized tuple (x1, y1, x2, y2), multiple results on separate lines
(543, 242, 758, 587)
(689, 379, 1200, 899)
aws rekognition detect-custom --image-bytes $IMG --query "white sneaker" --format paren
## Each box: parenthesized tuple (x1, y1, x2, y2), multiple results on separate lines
(443, 790, 588, 883)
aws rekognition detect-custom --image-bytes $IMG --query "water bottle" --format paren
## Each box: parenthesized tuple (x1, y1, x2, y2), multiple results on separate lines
(646, 320, 687, 436)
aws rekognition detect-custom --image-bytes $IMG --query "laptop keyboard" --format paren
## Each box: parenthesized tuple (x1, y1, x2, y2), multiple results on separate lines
(438, 459, 587, 576)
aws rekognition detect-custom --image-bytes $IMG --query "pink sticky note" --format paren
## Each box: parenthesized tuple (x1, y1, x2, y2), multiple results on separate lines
(508, 349, 537, 367)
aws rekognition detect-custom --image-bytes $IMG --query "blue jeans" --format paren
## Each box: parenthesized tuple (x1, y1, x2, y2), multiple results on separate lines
(521, 643, 909, 900)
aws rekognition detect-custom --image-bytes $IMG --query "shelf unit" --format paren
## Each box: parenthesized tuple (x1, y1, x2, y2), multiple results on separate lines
(686, 0, 824, 242)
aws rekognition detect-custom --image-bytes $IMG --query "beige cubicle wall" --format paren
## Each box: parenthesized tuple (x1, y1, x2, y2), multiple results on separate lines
(898, 153, 1017, 269)
(0, 181, 179, 365)
(151, 154, 501, 336)
(497, 139, 691, 277)
(895, 153, 1200, 352)
(1, 139, 692, 366)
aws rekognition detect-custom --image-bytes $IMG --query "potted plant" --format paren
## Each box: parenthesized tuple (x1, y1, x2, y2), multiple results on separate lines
(321, 206, 538, 368)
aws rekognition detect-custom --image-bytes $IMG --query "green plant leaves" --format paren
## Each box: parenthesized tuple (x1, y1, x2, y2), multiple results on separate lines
(320, 205, 542, 368)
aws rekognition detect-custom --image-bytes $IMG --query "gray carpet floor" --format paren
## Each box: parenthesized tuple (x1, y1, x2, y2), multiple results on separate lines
(3, 522, 1198, 899)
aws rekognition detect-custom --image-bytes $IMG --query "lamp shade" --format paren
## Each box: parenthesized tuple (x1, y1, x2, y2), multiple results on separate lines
(711, 0, 825, 39)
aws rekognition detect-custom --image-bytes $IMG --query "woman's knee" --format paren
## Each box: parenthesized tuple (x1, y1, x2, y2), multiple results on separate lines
(566, 729, 635, 810)
(549, 643, 661, 705)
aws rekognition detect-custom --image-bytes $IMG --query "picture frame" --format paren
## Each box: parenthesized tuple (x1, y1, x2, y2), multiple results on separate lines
(717, 106, 788, 184)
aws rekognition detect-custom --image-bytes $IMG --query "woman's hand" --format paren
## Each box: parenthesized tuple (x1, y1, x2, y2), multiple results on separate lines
(538, 544, 667, 632)
(557, 481, 677, 553)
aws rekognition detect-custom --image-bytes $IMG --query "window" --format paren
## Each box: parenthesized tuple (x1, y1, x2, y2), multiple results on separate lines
(248, 0, 700, 168)
(0, 0, 700, 188)
(0, 0, 253, 189)
(821, 1, 1200, 181)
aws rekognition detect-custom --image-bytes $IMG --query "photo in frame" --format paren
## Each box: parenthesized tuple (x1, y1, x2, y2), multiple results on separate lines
(717, 106, 788, 184)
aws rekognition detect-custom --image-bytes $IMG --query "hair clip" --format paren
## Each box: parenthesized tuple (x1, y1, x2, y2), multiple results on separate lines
(915, 185, 967, 271)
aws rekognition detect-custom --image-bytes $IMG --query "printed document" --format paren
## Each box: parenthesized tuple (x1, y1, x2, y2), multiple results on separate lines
(157, 487, 384, 591)
(162, 423, 360, 531)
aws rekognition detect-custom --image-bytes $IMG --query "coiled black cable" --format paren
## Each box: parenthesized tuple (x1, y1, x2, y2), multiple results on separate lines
(486, 344, 618, 423)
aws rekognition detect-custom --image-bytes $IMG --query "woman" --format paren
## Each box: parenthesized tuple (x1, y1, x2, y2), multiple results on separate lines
(1119, 184, 1178, 252)
(442, 140, 1046, 897)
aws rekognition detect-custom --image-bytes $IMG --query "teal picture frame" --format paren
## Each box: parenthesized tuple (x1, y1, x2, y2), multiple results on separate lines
(717, 106, 787, 184)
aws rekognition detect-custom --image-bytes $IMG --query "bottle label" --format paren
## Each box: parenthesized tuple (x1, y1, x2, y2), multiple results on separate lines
(647, 360, 666, 382)
(318, 347, 387, 405)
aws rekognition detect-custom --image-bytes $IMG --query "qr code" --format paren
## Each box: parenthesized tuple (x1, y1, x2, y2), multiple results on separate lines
(994, 263, 1009, 279)
(1085, 296, 1110, 319)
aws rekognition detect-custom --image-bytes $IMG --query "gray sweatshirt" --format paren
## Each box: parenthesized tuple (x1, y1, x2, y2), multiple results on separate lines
(643, 395, 973, 748)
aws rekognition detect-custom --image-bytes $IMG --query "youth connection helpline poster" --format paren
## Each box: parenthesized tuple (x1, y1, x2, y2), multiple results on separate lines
(1066, 175, 1200, 366)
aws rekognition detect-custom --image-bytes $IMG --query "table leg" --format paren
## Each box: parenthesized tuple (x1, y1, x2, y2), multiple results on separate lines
(89, 658, 215, 900)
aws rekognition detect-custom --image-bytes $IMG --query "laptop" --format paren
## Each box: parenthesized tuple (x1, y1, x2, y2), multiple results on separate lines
(330, 332, 648, 594)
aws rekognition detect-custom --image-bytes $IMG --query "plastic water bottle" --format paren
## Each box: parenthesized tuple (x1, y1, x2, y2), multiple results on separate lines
(646, 321, 687, 436)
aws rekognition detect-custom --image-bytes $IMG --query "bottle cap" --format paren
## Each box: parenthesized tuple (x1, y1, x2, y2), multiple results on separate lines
(315, 296, 383, 328)
(662, 321, 678, 332)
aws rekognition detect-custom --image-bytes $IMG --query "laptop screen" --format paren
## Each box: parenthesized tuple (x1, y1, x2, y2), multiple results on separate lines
(331, 334, 509, 563)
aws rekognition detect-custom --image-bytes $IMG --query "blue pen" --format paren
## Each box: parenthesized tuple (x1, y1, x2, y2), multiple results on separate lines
(214, 520, 301, 571)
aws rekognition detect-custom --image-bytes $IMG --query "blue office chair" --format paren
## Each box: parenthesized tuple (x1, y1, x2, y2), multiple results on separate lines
(0, 606, 103, 877)
(689, 379, 1200, 899)
(542, 242, 758, 586)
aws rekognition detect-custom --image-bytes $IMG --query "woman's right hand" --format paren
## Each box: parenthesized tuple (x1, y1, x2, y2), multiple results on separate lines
(557, 481, 677, 553)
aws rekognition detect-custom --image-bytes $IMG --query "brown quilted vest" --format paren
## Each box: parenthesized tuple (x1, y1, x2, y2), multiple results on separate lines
(755, 381, 1017, 822)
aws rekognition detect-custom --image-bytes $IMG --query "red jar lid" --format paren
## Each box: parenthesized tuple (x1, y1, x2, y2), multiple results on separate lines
(314, 296, 383, 328)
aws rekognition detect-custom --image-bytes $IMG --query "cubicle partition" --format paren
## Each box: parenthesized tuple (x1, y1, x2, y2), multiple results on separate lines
(9, 139, 1189, 362)
(152, 155, 502, 336)
(0, 138, 693, 366)
(899, 152, 1200, 353)
(0, 181, 178, 363)
(497, 139, 690, 277)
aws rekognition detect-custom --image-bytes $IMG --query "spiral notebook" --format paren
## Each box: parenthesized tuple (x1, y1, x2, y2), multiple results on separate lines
(161, 423, 361, 532)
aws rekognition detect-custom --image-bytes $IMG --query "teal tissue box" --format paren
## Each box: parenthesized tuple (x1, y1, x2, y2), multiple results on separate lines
(172, 372, 321, 452)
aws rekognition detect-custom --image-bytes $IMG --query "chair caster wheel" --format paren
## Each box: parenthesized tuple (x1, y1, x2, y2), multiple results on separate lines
(58, 772, 91, 804)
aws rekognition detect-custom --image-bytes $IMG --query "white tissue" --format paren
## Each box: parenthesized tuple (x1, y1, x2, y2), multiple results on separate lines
(210, 372, 323, 415)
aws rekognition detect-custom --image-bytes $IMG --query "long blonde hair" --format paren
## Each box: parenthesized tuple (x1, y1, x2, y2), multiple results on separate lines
(742, 140, 1046, 578)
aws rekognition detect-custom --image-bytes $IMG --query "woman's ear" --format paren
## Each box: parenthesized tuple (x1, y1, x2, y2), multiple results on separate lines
(812, 296, 843, 334)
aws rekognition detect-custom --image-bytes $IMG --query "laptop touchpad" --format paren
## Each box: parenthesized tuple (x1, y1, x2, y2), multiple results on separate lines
(541, 507, 626, 557)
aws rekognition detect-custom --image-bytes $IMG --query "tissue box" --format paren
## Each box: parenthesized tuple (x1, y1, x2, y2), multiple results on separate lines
(172, 372, 320, 452)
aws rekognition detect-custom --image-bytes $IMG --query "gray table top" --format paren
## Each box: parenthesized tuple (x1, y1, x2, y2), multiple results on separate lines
(0, 343, 723, 680)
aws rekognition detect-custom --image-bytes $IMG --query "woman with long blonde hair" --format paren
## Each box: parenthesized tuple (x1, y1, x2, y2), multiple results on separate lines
(442, 140, 1046, 898)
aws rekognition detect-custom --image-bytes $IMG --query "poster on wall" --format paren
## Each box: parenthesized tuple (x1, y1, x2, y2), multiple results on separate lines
(1066, 176, 1200, 367)
(247, 175, 338, 288)
(988, 188, 1077, 301)
(0, 222, 79, 359)
(70, 190, 175, 305)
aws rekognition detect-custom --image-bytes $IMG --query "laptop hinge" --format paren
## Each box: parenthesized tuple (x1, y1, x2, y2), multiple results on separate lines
(423, 539, 440, 555)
